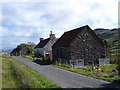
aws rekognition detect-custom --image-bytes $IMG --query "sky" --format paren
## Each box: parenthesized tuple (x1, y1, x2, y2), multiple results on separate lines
(0, 0, 119, 51)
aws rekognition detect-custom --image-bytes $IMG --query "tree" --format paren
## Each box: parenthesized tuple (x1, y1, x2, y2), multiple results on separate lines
(27, 42, 36, 48)
(118, 59, 120, 75)
(26, 47, 34, 56)
(101, 38, 109, 56)
(17, 43, 29, 48)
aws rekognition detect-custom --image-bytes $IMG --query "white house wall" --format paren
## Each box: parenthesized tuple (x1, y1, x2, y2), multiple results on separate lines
(34, 48, 44, 57)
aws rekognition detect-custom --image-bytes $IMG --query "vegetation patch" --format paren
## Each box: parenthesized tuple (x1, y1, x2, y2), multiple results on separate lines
(2, 55, 60, 88)
(2, 55, 20, 88)
(22, 55, 43, 61)
(53, 63, 120, 84)
(21, 55, 52, 65)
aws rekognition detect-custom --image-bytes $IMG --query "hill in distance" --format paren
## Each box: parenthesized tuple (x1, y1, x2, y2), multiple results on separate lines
(94, 28, 119, 56)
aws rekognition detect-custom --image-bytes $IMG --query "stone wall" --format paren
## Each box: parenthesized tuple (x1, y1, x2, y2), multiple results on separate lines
(69, 28, 105, 65)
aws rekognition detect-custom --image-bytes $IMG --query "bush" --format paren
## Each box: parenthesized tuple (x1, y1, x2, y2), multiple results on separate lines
(107, 55, 119, 64)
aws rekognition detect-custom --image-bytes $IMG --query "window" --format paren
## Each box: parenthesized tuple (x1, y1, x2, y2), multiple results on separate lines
(60, 48, 63, 59)
(57, 48, 59, 58)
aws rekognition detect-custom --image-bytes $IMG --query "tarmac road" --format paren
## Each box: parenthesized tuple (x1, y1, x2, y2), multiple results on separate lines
(12, 56, 120, 89)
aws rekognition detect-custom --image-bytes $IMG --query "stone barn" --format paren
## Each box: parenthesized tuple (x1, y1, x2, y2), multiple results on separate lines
(34, 31, 57, 57)
(10, 48, 27, 56)
(52, 25, 105, 66)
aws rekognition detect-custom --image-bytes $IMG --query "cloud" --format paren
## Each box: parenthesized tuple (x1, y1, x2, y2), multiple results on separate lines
(2, 0, 118, 28)
(1, 0, 118, 50)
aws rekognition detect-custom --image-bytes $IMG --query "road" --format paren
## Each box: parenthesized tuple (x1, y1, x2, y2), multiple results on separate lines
(12, 56, 120, 88)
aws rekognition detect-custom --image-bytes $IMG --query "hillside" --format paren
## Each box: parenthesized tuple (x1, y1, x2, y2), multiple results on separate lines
(94, 28, 118, 42)
(94, 28, 119, 56)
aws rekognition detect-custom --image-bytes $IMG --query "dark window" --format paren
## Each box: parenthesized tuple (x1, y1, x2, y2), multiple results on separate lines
(57, 48, 59, 58)
(57, 48, 64, 59)
(60, 48, 63, 59)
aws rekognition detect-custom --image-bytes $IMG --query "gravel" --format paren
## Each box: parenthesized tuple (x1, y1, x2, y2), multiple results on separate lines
(12, 56, 120, 89)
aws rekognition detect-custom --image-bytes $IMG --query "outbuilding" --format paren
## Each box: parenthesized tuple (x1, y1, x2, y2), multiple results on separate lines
(52, 25, 105, 66)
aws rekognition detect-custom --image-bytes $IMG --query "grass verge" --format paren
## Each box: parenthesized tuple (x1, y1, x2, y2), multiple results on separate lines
(2, 55, 20, 88)
(53, 63, 120, 84)
(22, 55, 43, 61)
(2, 55, 60, 88)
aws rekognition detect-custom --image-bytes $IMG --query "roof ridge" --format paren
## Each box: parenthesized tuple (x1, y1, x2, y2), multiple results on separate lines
(66, 25, 89, 33)
(52, 25, 104, 48)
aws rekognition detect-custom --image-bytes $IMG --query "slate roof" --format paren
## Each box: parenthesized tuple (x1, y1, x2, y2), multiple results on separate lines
(34, 38, 50, 48)
(52, 25, 104, 48)
(10, 47, 27, 56)
(11, 48, 21, 53)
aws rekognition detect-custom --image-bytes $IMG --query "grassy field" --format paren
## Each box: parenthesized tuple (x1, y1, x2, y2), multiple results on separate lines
(1, 55, 60, 88)
(53, 63, 120, 84)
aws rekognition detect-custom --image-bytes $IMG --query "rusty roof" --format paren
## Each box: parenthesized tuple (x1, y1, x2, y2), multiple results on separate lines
(52, 25, 104, 48)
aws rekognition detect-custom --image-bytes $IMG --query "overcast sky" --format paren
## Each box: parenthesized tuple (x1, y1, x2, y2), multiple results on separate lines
(0, 0, 119, 50)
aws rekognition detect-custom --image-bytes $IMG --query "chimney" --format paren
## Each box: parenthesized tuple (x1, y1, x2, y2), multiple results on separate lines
(50, 31, 55, 40)
(50, 31, 52, 34)
(40, 38, 44, 41)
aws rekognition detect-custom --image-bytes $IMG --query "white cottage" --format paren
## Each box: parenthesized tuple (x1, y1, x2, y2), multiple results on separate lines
(34, 31, 57, 57)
